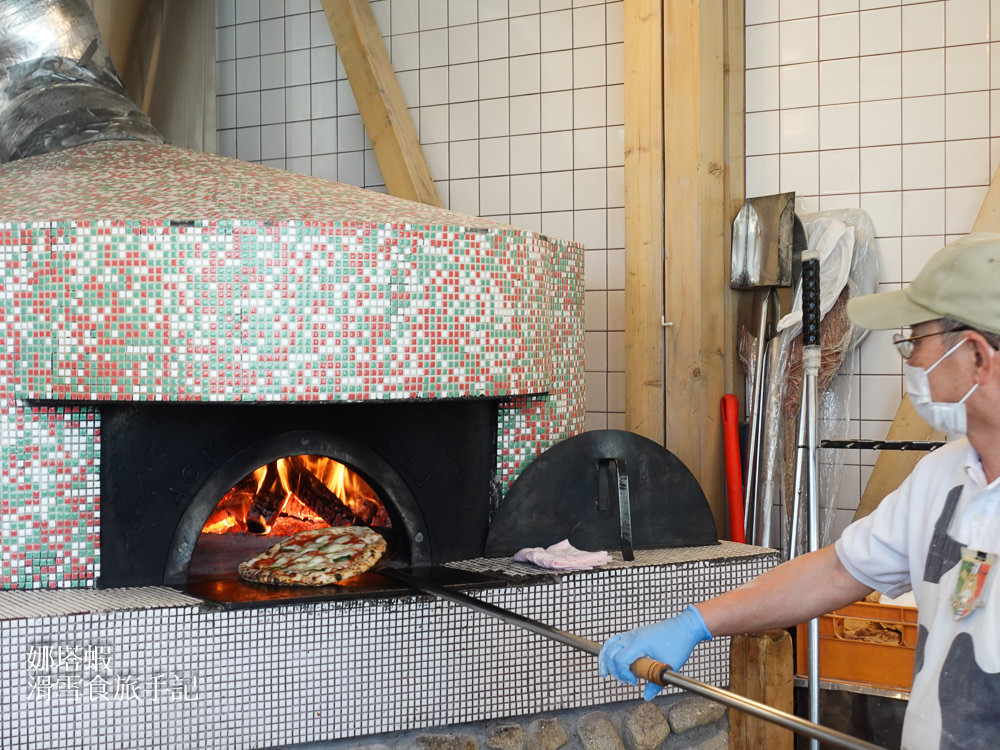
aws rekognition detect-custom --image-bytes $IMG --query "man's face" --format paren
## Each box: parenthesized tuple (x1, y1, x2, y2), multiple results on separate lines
(907, 321, 970, 404)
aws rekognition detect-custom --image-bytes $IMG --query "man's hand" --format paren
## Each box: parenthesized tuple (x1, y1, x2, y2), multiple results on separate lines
(598, 605, 712, 700)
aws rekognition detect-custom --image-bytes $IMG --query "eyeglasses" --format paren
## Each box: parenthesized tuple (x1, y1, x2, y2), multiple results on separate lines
(891, 327, 971, 359)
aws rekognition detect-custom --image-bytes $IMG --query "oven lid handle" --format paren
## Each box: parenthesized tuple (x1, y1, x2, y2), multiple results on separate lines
(597, 457, 634, 561)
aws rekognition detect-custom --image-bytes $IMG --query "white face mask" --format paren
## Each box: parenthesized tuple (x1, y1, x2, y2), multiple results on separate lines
(903, 337, 977, 437)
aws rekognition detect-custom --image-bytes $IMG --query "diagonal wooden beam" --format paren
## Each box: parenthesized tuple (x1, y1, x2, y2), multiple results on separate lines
(973, 164, 1000, 231)
(857, 162, 1000, 518)
(321, 0, 441, 206)
(91, 0, 151, 106)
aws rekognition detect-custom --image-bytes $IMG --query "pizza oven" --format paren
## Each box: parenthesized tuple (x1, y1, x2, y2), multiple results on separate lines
(0, 5, 782, 750)
(0, 0, 583, 595)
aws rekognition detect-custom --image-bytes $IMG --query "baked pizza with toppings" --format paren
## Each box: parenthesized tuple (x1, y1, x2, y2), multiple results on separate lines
(238, 526, 387, 586)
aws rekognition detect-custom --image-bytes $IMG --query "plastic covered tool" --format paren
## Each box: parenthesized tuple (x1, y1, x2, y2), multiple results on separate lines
(751, 209, 881, 558)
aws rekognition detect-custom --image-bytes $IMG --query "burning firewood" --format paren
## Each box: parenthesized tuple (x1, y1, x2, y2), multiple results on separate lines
(203, 474, 258, 534)
(246, 463, 287, 534)
(288, 458, 376, 526)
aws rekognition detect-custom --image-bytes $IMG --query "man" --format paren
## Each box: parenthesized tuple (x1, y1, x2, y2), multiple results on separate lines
(598, 232, 1000, 750)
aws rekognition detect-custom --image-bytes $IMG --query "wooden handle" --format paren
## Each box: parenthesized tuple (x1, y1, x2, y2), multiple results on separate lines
(630, 656, 671, 685)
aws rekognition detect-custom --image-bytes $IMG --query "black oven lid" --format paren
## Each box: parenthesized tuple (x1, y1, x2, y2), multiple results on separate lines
(485, 429, 719, 557)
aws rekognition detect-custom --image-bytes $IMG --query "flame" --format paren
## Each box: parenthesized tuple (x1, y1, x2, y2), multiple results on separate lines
(201, 455, 390, 535)
(202, 514, 237, 534)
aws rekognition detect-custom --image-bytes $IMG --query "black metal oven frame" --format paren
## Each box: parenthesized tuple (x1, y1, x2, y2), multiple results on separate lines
(97, 399, 500, 589)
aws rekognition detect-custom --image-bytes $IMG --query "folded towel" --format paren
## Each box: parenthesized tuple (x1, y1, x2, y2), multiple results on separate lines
(513, 539, 612, 570)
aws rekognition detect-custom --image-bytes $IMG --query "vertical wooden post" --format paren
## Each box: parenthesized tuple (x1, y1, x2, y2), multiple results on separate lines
(729, 630, 795, 750)
(660, 0, 738, 531)
(723, 0, 746, 400)
(624, 0, 666, 445)
(624, 0, 744, 531)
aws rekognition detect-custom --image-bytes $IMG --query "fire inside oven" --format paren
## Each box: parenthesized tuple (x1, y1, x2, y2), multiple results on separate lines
(200, 455, 391, 536)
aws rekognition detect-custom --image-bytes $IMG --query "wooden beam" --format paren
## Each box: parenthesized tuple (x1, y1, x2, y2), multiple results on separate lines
(624, 0, 665, 444)
(139, 2, 165, 116)
(723, 0, 746, 399)
(91, 0, 150, 106)
(661, 0, 736, 532)
(858, 162, 1000, 516)
(973, 162, 1000, 230)
(321, 0, 440, 206)
(729, 630, 794, 750)
(855, 396, 945, 521)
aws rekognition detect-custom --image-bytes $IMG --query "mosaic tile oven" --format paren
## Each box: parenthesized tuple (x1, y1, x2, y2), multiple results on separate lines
(0, 5, 787, 747)
(0, 140, 584, 590)
(0, 141, 788, 750)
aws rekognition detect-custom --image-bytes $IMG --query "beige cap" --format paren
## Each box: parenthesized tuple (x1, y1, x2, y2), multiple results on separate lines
(847, 232, 1000, 334)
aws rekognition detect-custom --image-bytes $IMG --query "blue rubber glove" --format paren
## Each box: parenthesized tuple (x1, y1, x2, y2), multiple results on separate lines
(598, 605, 712, 700)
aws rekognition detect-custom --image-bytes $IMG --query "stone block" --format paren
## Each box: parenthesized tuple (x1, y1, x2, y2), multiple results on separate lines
(526, 718, 569, 750)
(689, 728, 727, 750)
(576, 711, 625, 750)
(665, 697, 726, 734)
(486, 724, 526, 750)
(409, 734, 479, 750)
(622, 702, 670, 750)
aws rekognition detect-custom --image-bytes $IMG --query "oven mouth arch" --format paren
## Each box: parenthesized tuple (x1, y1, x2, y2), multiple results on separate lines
(164, 429, 431, 585)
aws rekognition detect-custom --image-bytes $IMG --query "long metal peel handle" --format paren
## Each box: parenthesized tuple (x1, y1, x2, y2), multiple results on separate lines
(629, 658, 885, 750)
(380, 569, 885, 750)
(800, 248, 823, 750)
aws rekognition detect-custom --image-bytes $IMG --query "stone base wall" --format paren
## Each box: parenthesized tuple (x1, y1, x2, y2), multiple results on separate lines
(320, 696, 728, 750)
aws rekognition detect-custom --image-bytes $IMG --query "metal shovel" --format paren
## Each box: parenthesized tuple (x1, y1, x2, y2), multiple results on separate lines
(730, 193, 796, 545)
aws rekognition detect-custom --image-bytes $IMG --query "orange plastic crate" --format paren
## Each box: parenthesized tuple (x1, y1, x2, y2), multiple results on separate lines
(795, 600, 918, 692)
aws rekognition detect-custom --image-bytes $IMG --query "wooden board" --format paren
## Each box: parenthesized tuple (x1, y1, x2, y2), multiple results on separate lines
(321, 0, 441, 206)
(624, 0, 666, 444)
(729, 630, 794, 750)
(624, 1, 744, 531)
(723, 0, 747, 400)
(660, 0, 738, 532)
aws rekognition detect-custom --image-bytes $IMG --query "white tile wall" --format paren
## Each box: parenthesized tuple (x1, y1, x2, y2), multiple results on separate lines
(746, 0, 1000, 535)
(216, 0, 626, 431)
(218, 0, 999, 531)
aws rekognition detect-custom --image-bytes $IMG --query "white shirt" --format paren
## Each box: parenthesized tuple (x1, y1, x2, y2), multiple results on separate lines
(835, 438, 1000, 750)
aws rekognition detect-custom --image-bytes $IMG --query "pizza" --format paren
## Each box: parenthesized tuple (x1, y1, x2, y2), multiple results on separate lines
(238, 526, 387, 586)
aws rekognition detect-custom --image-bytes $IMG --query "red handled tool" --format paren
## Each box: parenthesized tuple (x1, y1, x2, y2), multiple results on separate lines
(721, 394, 745, 543)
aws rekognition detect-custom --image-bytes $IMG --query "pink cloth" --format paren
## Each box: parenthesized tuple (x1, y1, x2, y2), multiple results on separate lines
(513, 539, 613, 570)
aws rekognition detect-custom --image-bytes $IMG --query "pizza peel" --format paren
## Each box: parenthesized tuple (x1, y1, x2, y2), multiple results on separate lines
(379, 567, 884, 750)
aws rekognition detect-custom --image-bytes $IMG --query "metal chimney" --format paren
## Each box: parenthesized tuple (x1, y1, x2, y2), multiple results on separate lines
(0, 0, 162, 163)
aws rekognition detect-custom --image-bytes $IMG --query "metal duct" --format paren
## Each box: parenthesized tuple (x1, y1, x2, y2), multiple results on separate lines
(0, 0, 162, 164)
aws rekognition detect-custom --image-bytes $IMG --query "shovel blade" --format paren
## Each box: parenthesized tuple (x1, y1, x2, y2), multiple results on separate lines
(731, 192, 796, 289)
